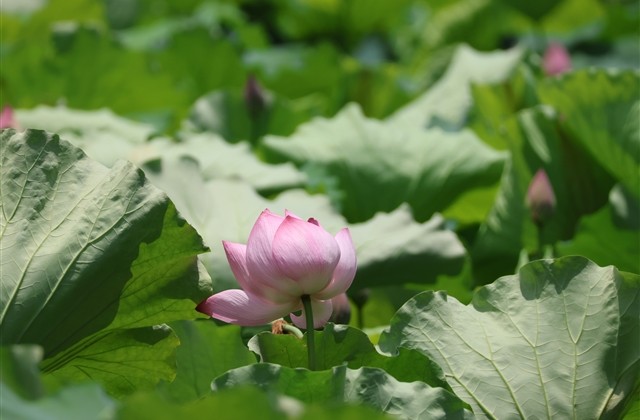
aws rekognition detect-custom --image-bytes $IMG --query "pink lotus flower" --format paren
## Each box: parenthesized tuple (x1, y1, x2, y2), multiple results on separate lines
(543, 43, 571, 76)
(197, 209, 357, 328)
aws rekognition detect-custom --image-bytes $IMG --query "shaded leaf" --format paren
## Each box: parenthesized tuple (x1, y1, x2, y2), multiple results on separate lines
(42, 326, 178, 397)
(537, 69, 640, 196)
(213, 364, 472, 419)
(248, 323, 449, 389)
(185, 87, 319, 145)
(158, 320, 256, 402)
(558, 203, 640, 275)
(471, 106, 614, 283)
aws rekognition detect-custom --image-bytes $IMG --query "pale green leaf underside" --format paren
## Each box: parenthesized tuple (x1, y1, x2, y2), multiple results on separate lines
(379, 256, 640, 419)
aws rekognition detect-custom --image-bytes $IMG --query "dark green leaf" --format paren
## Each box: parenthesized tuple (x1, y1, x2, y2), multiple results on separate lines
(42, 326, 178, 397)
(471, 106, 614, 283)
(213, 364, 472, 419)
(537, 69, 640, 196)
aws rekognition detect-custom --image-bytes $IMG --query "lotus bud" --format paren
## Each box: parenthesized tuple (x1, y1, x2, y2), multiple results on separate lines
(543, 43, 571, 76)
(329, 293, 351, 325)
(526, 169, 556, 227)
(0, 106, 17, 129)
(244, 74, 267, 118)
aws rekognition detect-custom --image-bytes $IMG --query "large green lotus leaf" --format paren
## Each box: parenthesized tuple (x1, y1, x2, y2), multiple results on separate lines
(0, 129, 211, 391)
(471, 106, 614, 283)
(144, 133, 307, 194)
(264, 103, 505, 223)
(142, 156, 465, 292)
(158, 320, 256, 403)
(379, 256, 640, 419)
(247, 323, 449, 389)
(388, 44, 523, 131)
(537, 69, 640, 196)
(213, 364, 472, 419)
(14, 105, 155, 167)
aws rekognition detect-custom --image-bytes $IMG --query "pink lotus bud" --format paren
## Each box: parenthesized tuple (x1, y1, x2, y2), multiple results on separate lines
(329, 293, 351, 325)
(526, 169, 556, 227)
(244, 74, 267, 118)
(543, 43, 571, 76)
(197, 209, 357, 329)
(0, 106, 17, 129)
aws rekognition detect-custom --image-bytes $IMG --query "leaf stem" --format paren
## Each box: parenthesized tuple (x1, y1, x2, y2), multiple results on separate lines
(281, 323, 304, 339)
(301, 294, 316, 370)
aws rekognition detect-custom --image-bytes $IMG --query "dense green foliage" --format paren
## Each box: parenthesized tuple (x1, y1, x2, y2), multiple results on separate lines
(1, 0, 638, 418)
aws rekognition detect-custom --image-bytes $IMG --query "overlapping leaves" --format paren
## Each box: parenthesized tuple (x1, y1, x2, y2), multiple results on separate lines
(0, 129, 211, 395)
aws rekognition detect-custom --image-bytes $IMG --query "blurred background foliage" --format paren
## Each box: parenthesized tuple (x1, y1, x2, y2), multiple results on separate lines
(1, 0, 638, 327)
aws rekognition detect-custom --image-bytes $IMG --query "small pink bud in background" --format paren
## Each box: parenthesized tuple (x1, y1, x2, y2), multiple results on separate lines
(0, 106, 17, 129)
(329, 293, 351, 325)
(526, 169, 556, 227)
(543, 43, 571, 76)
(244, 74, 267, 118)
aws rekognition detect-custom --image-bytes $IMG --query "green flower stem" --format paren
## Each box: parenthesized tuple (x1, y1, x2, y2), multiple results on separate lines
(301, 294, 316, 371)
